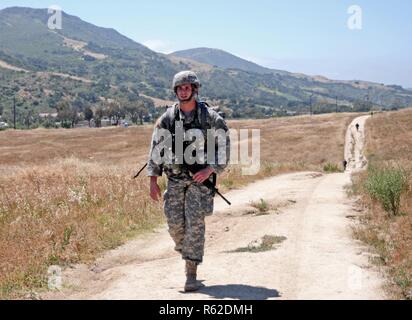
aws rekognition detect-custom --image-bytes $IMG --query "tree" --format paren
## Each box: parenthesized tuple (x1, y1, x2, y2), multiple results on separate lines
(95, 79, 111, 94)
(94, 106, 105, 128)
(124, 100, 149, 125)
(57, 101, 79, 128)
(105, 101, 125, 126)
(84, 106, 94, 127)
(72, 98, 85, 112)
(390, 97, 402, 109)
(22, 107, 34, 129)
(353, 100, 373, 112)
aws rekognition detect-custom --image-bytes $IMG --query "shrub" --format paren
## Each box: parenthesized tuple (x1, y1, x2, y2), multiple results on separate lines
(250, 198, 269, 213)
(364, 165, 408, 216)
(323, 162, 342, 173)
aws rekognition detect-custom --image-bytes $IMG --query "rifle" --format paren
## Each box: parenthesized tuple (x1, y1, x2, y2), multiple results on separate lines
(132, 163, 231, 206)
(133, 163, 148, 179)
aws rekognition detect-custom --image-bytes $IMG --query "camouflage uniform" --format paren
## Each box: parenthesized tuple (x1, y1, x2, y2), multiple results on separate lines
(147, 101, 230, 264)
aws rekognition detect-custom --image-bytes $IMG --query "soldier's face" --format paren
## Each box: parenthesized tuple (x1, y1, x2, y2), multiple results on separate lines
(176, 84, 193, 101)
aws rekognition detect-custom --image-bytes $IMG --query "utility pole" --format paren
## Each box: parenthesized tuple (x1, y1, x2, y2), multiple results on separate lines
(336, 96, 338, 113)
(309, 92, 313, 116)
(13, 94, 16, 129)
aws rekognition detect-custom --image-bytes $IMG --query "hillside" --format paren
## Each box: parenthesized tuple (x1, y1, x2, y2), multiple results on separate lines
(1, 6, 412, 126)
(0, 7, 178, 95)
(171, 48, 412, 114)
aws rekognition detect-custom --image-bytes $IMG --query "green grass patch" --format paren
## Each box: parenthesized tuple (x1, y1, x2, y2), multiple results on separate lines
(229, 235, 287, 253)
(250, 199, 270, 214)
(323, 162, 342, 173)
(364, 165, 408, 216)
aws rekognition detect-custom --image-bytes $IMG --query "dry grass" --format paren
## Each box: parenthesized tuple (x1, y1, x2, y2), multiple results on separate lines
(0, 112, 357, 298)
(218, 113, 356, 191)
(351, 108, 412, 299)
(0, 125, 153, 169)
(0, 158, 164, 299)
(230, 113, 352, 167)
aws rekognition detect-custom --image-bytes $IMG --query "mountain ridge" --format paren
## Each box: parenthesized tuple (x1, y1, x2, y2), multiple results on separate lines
(171, 47, 283, 75)
(171, 47, 407, 90)
(1, 6, 411, 123)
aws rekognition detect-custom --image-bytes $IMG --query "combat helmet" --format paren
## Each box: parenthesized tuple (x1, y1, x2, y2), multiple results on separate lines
(172, 71, 201, 93)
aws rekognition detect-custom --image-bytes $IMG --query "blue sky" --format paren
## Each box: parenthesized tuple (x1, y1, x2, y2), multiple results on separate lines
(1, 0, 411, 87)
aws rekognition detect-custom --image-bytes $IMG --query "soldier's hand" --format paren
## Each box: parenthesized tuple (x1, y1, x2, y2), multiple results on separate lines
(193, 167, 215, 184)
(150, 178, 162, 202)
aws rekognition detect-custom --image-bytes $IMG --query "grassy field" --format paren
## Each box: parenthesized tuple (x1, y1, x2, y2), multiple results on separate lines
(0, 112, 357, 299)
(352, 109, 412, 299)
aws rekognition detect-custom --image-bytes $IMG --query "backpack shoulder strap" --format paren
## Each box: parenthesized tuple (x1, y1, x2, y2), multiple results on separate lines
(198, 101, 211, 130)
(165, 103, 179, 133)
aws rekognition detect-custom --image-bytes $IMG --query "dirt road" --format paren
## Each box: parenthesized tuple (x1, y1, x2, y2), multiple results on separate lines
(44, 115, 385, 300)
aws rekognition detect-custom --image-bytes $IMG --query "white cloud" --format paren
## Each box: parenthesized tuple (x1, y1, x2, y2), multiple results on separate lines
(142, 40, 175, 54)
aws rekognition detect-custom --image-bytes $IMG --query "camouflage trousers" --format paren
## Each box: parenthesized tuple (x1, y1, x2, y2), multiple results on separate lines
(163, 175, 214, 264)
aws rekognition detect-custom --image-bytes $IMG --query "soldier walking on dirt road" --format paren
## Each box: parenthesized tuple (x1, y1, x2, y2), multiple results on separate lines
(146, 71, 230, 292)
